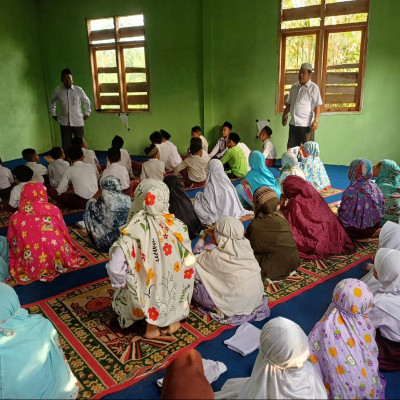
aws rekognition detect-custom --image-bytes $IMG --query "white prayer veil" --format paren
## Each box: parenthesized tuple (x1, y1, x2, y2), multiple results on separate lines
(215, 317, 327, 399)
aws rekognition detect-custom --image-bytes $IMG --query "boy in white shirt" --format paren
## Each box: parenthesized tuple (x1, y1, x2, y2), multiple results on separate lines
(150, 131, 174, 172)
(141, 144, 165, 181)
(0, 157, 14, 200)
(160, 129, 182, 169)
(191, 126, 208, 152)
(101, 147, 130, 191)
(8, 165, 33, 210)
(48, 147, 70, 188)
(54, 146, 99, 209)
(71, 136, 99, 171)
(22, 148, 48, 183)
(110, 135, 140, 178)
(257, 125, 277, 167)
(174, 138, 210, 188)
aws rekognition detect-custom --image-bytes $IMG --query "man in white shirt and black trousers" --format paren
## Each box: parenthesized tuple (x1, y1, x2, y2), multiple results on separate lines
(282, 62, 322, 149)
(49, 68, 91, 153)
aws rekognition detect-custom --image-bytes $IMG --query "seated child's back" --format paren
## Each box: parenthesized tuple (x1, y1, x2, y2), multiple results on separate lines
(102, 147, 130, 190)
(22, 148, 48, 183)
(48, 147, 69, 188)
(9, 165, 33, 209)
(141, 144, 165, 181)
(0, 157, 14, 190)
(57, 146, 98, 199)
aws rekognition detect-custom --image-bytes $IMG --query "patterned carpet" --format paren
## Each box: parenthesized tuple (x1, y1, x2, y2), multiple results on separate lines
(266, 238, 378, 307)
(319, 187, 343, 197)
(25, 279, 232, 399)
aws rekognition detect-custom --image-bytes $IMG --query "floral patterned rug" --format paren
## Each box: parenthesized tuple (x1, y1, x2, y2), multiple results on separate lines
(25, 279, 232, 399)
(266, 238, 378, 307)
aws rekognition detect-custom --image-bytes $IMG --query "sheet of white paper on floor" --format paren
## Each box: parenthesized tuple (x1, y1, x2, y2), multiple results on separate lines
(223, 322, 261, 356)
(156, 358, 227, 388)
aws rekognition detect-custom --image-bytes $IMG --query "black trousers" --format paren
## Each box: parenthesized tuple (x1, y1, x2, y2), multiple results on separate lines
(60, 125, 84, 154)
(287, 124, 314, 148)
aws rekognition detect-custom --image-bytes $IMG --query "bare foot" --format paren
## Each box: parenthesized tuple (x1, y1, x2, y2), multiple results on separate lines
(144, 323, 161, 339)
(161, 321, 181, 335)
(372, 228, 381, 238)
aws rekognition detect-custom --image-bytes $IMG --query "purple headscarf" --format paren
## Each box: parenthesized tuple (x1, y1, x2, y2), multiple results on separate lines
(308, 278, 385, 399)
(338, 159, 384, 230)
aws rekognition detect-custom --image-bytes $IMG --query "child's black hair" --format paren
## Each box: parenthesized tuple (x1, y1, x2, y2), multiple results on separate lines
(22, 148, 36, 162)
(12, 165, 34, 182)
(50, 147, 63, 160)
(111, 135, 124, 149)
(107, 147, 121, 163)
(149, 131, 163, 144)
(67, 145, 84, 161)
(228, 132, 241, 144)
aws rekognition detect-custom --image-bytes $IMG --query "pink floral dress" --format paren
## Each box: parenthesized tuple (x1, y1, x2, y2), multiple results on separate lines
(7, 182, 82, 284)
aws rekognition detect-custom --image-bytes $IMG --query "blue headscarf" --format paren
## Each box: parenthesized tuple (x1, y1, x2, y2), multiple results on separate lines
(0, 283, 78, 399)
(84, 175, 132, 252)
(246, 151, 281, 198)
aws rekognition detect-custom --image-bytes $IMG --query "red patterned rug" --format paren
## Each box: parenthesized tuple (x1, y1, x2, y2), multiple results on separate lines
(25, 279, 233, 399)
(266, 238, 377, 308)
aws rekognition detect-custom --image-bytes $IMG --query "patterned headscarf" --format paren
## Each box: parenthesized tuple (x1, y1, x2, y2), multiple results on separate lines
(308, 279, 385, 400)
(126, 178, 166, 223)
(253, 186, 278, 215)
(348, 158, 373, 182)
(84, 175, 132, 252)
(375, 159, 400, 224)
(299, 141, 331, 191)
(338, 159, 383, 231)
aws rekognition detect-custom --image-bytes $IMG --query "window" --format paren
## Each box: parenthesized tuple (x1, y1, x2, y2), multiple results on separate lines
(278, 0, 370, 112)
(87, 14, 150, 113)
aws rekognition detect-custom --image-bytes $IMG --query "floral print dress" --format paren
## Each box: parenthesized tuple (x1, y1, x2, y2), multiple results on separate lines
(109, 180, 195, 328)
(299, 141, 331, 191)
(7, 182, 82, 284)
(308, 278, 385, 399)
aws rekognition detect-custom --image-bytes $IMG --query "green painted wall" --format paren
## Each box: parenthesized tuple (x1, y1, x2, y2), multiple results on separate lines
(0, 0, 52, 161)
(210, 0, 400, 165)
(38, 0, 203, 155)
(1, 0, 399, 165)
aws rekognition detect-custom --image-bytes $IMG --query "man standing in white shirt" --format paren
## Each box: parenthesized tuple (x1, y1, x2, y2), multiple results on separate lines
(282, 62, 322, 149)
(49, 68, 91, 153)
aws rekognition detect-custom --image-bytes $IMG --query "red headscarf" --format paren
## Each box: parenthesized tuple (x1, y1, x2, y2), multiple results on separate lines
(281, 176, 354, 259)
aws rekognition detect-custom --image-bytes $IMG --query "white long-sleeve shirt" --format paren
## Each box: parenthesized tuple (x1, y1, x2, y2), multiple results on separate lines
(9, 182, 28, 208)
(140, 159, 165, 181)
(101, 163, 130, 190)
(57, 161, 98, 199)
(49, 85, 91, 127)
(48, 159, 70, 187)
(164, 140, 182, 168)
(26, 162, 48, 183)
(0, 165, 14, 189)
(262, 138, 277, 160)
(106, 149, 134, 178)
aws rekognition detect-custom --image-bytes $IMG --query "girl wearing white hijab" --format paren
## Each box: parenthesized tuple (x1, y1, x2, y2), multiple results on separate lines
(193, 216, 269, 324)
(361, 221, 400, 292)
(369, 248, 400, 371)
(193, 159, 253, 225)
(214, 317, 327, 399)
(279, 151, 306, 191)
